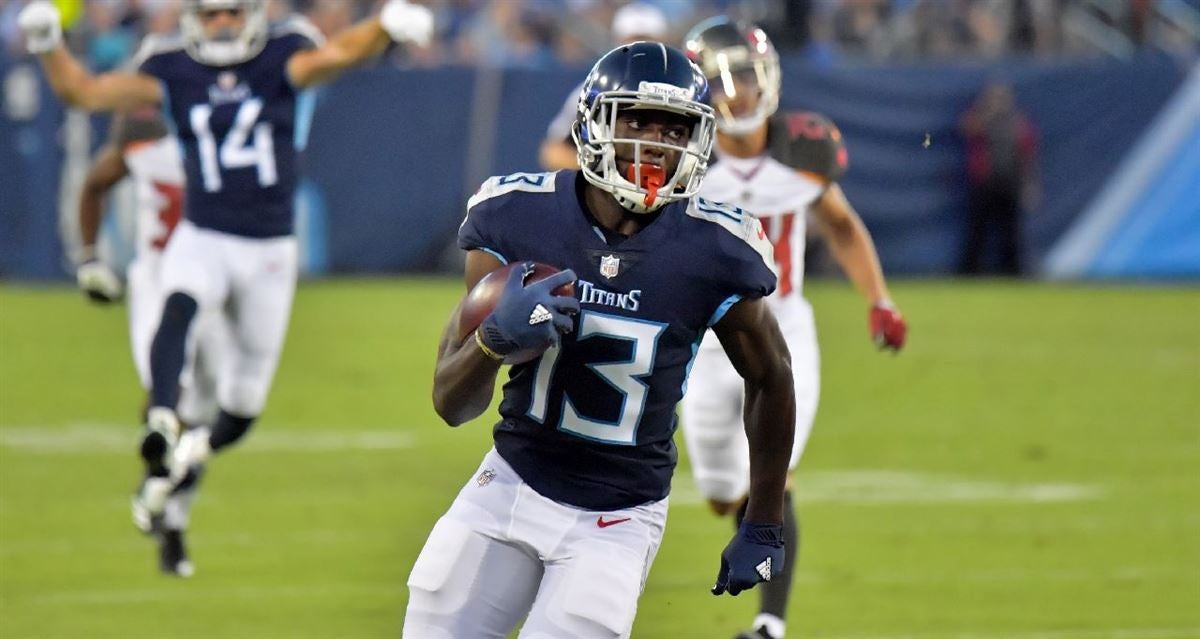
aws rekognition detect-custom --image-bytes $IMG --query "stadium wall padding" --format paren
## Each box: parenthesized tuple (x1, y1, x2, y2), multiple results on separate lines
(0, 53, 1189, 279)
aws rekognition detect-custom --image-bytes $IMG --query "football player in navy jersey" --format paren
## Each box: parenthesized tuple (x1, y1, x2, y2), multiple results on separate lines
(18, 0, 433, 575)
(682, 19, 908, 639)
(405, 43, 796, 638)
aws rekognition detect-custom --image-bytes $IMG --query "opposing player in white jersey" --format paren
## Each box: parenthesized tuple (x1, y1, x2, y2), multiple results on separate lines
(19, 0, 433, 574)
(77, 107, 230, 575)
(681, 18, 908, 639)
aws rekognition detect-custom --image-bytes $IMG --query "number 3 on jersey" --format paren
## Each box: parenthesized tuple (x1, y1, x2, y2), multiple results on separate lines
(528, 312, 665, 445)
(189, 98, 277, 192)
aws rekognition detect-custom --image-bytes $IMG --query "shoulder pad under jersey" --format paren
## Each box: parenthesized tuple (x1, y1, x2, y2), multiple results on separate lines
(767, 111, 848, 183)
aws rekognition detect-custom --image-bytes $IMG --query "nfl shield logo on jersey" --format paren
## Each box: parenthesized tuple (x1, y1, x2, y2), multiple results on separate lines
(599, 254, 620, 279)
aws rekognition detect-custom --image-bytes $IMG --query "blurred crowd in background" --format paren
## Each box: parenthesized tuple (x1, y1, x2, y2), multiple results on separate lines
(1, 0, 1197, 70)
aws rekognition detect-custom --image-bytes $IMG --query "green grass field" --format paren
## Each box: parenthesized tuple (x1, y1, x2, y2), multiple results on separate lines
(1, 279, 1197, 639)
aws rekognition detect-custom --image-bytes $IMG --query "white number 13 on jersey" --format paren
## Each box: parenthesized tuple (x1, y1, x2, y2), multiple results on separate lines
(528, 312, 665, 445)
(190, 98, 277, 192)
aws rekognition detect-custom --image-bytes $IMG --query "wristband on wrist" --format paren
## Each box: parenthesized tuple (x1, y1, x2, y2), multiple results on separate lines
(474, 328, 505, 361)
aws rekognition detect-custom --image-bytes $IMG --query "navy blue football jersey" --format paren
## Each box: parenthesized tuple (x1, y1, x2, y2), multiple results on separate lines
(134, 17, 322, 238)
(459, 170, 777, 511)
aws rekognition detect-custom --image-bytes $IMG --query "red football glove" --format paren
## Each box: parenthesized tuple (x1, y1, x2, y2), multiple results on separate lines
(869, 303, 906, 352)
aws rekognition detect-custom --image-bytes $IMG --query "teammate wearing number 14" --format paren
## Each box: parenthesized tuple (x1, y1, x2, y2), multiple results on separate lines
(18, 0, 433, 575)
(407, 43, 796, 637)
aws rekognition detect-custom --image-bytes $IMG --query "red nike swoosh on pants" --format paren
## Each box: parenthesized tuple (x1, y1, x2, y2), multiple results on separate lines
(596, 516, 632, 528)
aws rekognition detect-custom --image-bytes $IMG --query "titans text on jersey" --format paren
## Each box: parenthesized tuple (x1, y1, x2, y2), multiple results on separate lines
(459, 170, 777, 511)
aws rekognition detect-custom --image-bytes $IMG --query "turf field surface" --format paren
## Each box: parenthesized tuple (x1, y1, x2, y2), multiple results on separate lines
(1, 279, 1197, 638)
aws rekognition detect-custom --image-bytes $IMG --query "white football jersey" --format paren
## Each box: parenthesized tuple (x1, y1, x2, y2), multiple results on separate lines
(702, 155, 825, 300)
(123, 136, 185, 259)
(700, 112, 848, 303)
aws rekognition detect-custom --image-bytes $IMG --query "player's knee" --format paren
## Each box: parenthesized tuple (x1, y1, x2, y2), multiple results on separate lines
(161, 292, 199, 326)
(693, 471, 749, 513)
(209, 410, 255, 452)
(220, 379, 269, 417)
(556, 551, 643, 637)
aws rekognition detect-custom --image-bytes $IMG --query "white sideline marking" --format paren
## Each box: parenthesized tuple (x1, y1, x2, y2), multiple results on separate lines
(671, 470, 1102, 505)
(0, 423, 413, 454)
(28, 582, 399, 606)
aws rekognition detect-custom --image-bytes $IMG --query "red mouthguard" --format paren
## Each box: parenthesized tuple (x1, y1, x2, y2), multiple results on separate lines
(625, 163, 666, 207)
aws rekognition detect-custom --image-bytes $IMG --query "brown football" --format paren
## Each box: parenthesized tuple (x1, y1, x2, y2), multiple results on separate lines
(457, 262, 575, 363)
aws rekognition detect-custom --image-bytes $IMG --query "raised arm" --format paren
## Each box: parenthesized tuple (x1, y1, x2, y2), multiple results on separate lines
(18, 2, 160, 111)
(286, 0, 433, 89)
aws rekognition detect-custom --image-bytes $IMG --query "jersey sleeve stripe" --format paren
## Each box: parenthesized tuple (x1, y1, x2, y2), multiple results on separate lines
(467, 172, 557, 211)
(478, 247, 509, 264)
(707, 294, 742, 327)
(294, 90, 316, 150)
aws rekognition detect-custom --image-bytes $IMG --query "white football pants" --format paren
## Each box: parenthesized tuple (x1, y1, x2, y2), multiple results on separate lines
(404, 448, 668, 639)
(158, 220, 297, 417)
(681, 294, 820, 502)
(126, 253, 231, 425)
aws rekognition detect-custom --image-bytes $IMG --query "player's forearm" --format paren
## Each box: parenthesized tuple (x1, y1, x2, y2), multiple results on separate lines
(292, 19, 390, 88)
(38, 48, 157, 110)
(78, 147, 128, 249)
(826, 215, 891, 304)
(742, 374, 795, 524)
(432, 335, 502, 427)
(78, 186, 106, 250)
(39, 47, 95, 108)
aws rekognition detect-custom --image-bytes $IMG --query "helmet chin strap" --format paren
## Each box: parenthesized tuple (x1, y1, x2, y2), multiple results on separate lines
(717, 111, 767, 136)
(625, 163, 666, 207)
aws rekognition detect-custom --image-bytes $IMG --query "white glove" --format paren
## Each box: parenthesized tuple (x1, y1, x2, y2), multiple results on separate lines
(380, 0, 434, 47)
(17, 0, 63, 55)
(77, 259, 123, 303)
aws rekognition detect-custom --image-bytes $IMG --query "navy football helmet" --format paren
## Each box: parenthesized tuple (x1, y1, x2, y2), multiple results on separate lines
(180, 0, 268, 66)
(573, 42, 716, 214)
(685, 18, 780, 136)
